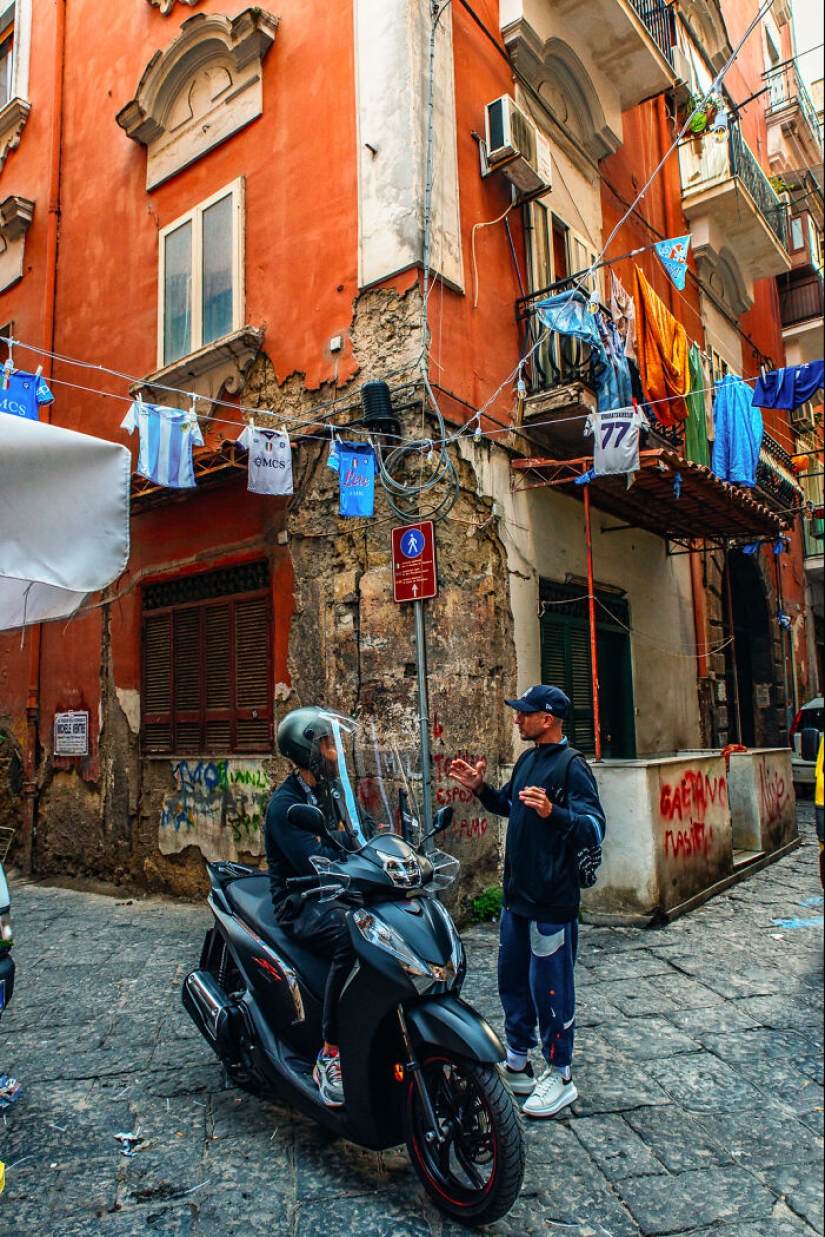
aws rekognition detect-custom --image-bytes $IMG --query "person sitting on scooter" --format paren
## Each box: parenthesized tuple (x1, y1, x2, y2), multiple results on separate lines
(264, 706, 358, 1107)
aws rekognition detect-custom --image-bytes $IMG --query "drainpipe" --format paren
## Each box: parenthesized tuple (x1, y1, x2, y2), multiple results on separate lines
(20, 0, 66, 875)
(583, 485, 602, 761)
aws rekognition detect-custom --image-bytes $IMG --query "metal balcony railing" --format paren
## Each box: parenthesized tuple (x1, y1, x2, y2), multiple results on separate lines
(755, 430, 804, 515)
(629, 0, 676, 67)
(779, 273, 825, 326)
(728, 122, 789, 252)
(765, 61, 824, 152)
(800, 471, 825, 559)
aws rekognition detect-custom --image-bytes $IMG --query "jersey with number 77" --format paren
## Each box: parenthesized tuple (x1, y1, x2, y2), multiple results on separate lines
(584, 405, 649, 476)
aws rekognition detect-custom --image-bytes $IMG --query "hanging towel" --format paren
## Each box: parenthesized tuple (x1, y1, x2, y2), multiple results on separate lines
(0, 370, 54, 422)
(584, 405, 649, 476)
(752, 360, 824, 410)
(596, 311, 634, 408)
(701, 351, 715, 442)
(609, 272, 637, 362)
(684, 344, 711, 468)
(237, 425, 293, 495)
(121, 401, 204, 488)
(632, 266, 690, 425)
(711, 374, 763, 488)
(534, 290, 632, 411)
(327, 439, 378, 517)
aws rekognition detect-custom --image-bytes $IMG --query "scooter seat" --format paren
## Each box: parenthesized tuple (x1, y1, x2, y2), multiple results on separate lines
(225, 874, 331, 999)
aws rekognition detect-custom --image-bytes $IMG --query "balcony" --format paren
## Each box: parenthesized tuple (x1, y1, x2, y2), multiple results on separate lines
(800, 471, 824, 578)
(679, 121, 791, 306)
(765, 61, 824, 179)
(501, 0, 676, 117)
(778, 273, 824, 365)
(753, 431, 804, 518)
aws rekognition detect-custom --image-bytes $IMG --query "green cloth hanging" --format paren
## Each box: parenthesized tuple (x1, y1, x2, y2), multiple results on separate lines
(684, 343, 711, 467)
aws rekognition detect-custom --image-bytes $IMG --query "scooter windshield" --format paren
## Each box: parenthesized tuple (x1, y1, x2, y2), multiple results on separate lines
(308, 712, 424, 848)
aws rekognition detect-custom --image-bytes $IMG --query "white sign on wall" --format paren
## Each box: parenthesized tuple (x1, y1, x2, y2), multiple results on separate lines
(54, 710, 89, 756)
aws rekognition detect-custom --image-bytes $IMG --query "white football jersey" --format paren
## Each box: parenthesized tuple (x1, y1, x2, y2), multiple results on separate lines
(584, 406, 648, 476)
(237, 426, 293, 495)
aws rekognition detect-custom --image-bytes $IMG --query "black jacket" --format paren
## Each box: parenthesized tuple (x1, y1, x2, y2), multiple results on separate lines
(478, 740, 606, 922)
(264, 772, 353, 919)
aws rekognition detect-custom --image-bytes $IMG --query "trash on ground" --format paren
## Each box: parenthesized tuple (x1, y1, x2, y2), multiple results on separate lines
(0, 1076, 22, 1107)
(114, 1129, 144, 1157)
(771, 916, 824, 930)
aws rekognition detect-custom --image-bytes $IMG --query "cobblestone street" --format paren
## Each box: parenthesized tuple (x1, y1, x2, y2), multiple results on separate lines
(0, 807, 821, 1237)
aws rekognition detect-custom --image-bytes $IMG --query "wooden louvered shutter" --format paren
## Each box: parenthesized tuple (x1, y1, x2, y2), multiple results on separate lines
(204, 603, 232, 752)
(234, 597, 271, 752)
(173, 608, 202, 753)
(143, 613, 172, 753)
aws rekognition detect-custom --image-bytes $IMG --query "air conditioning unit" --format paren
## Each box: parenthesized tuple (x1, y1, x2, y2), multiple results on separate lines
(484, 96, 552, 196)
(790, 403, 817, 433)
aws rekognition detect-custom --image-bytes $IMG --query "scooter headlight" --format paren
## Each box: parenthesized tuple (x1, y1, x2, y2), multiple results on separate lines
(352, 909, 440, 983)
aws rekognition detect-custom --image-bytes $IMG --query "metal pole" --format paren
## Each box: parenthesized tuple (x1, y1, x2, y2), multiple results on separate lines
(583, 486, 602, 761)
(414, 599, 435, 847)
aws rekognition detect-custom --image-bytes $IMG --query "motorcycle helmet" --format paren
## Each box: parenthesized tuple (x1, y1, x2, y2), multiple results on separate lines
(276, 706, 336, 771)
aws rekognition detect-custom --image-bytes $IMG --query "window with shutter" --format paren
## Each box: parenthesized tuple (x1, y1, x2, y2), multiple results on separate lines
(141, 562, 272, 755)
(540, 579, 635, 759)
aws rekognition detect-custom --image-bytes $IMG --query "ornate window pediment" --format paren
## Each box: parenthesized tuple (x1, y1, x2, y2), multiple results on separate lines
(0, 192, 33, 291)
(146, 0, 202, 15)
(117, 8, 278, 189)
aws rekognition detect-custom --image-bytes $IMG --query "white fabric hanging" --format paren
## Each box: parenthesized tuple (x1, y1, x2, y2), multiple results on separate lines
(0, 416, 131, 629)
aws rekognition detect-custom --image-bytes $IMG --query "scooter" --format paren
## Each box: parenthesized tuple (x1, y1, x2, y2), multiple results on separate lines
(182, 714, 525, 1226)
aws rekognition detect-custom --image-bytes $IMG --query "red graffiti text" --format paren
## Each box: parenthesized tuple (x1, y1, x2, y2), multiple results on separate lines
(660, 770, 727, 823)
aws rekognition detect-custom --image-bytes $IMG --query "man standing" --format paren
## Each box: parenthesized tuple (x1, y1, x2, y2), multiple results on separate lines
(449, 685, 606, 1118)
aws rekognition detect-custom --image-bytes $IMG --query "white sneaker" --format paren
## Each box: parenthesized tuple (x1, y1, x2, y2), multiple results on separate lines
(522, 1068, 577, 1118)
(497, 1060, 536, 1095)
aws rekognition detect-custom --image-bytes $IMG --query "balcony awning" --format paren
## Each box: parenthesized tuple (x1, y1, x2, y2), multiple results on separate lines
(512, 449, 787, 545)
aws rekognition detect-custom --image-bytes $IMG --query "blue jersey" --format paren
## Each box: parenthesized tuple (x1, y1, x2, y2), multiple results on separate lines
(327, 440, 378, 517)
(0, 370, 54, 421)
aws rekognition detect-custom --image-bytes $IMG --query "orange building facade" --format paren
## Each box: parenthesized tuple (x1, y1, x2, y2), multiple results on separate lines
(0, 0, 821, 901)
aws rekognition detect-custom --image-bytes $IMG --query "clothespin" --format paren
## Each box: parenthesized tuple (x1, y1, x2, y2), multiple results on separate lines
(184, 393, 197, 432)
(516, 360, 526, 402)
(34, 364, 43, 381)
(587, 284, 600, 315)
(1, 358, 13, 390)
(473, 413, 482, 444)
(425, 439, 435, 464)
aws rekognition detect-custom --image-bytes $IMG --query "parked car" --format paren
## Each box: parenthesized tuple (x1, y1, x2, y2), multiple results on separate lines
(790, 696, 824, 792)
(0, 859, 13, 1020)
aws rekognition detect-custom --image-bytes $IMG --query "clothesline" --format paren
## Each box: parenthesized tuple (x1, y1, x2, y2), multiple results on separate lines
(2, 342, 817, 469)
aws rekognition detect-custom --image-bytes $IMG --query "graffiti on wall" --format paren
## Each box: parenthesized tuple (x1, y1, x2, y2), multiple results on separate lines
(660, 767, 727, 863)
(159, 759, 270, 860)
(757, 755, 791, 828)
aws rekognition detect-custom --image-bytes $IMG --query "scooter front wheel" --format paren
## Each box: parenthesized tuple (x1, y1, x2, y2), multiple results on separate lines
(403, 1054, 525, 1226)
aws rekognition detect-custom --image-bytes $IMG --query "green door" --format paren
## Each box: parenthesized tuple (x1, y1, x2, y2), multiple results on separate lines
(539, 581, 636, 759)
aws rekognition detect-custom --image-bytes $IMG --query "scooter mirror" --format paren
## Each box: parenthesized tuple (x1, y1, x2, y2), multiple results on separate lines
(287, 803, 327, 833)
(423, 804, 454, 841)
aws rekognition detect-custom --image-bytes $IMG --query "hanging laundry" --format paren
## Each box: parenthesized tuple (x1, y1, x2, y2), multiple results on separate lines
(609, 271, 637, 362)
(654, 235, 692, 290)
(632, 266, 690, 425)
(237, 425, 293, 495)
(684, 344, 711, 468)
(0, 369, 54, 421)
(711, 374, 763, 488)
(752, 360, 824, 410)
(584, 405, 649, 476)
(327, 439, 378, 517)
(700, 351, 716, 442)
(595, 311, 634, 408)
(535, 290, 632, 412)
(120, 400, 204, 489)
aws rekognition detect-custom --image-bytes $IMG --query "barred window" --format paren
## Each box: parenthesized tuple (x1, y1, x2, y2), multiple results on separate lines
(141, 562, 272, 755)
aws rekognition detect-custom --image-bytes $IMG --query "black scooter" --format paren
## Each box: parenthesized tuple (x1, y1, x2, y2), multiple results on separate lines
(182, 793, 525, 1226)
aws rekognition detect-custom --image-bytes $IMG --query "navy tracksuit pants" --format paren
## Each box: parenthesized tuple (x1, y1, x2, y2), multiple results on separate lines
(498, 907, 578, 1070)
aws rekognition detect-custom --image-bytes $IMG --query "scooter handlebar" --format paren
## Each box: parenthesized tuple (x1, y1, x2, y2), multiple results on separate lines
(285, 875, 320, 891)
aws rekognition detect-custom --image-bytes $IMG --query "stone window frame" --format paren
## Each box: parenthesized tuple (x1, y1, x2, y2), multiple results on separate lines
(0, 0, 32, 174)
(157, 175, 245, 372)
(117, 8, 278, 191)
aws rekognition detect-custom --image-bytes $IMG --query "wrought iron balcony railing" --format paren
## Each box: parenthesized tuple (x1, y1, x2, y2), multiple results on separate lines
(629, 0, 676, 68)
(755, 430, 804, 516)
(779, 273, 825, 327)
(728, 122, 789, 252)
(765, 61, 824, 153)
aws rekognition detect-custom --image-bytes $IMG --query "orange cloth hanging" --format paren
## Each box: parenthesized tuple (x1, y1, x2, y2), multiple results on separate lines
(633, 265, 690, 425)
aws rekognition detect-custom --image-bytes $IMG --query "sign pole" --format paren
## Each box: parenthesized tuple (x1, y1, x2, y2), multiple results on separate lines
(391, 521, 438, 848)
(413, 598, 435, 849)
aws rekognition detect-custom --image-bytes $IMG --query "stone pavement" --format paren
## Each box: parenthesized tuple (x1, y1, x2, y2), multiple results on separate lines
(0, 806, 821, 1237)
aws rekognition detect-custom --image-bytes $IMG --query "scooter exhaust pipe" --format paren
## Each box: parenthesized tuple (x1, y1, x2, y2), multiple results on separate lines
(182, 969, 242, 1058)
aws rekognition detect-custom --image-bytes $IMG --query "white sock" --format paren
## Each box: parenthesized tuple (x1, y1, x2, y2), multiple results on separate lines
(506, 1050, 529, 1071)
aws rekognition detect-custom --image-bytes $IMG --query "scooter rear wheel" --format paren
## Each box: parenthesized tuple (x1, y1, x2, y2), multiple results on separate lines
(403, 1054, 525, 1226)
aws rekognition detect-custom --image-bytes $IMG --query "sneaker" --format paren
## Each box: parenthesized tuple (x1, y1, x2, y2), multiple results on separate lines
(498, 1059, 536, 1095)
(522, 1068, 578, 1119)
(313, 1050, 345, 1107)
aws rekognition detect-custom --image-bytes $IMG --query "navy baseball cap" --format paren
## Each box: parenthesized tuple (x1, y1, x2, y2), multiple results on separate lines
(504, 685, 570, 718)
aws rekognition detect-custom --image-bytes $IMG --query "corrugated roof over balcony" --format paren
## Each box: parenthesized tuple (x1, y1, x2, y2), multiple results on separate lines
(512, 449, 787, 543)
